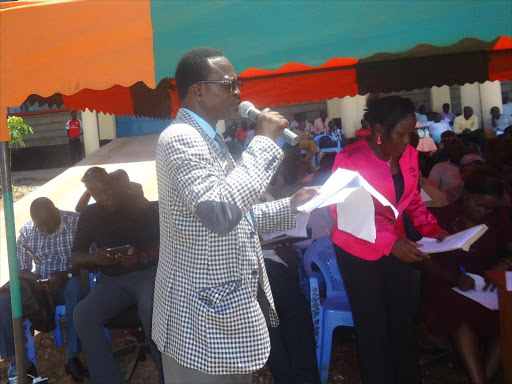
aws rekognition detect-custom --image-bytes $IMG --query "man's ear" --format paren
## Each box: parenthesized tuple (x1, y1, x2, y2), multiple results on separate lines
(190, 84, 202, 101)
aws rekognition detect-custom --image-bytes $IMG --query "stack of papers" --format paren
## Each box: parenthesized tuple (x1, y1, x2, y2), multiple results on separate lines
(417, 224, 488, 253)
(297, 168, 398, 243)
(452, 273, 499, 310)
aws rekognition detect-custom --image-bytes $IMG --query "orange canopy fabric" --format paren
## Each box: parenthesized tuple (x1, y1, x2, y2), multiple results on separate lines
(1, 1, 511, 142)
(0, 0, 155, 142)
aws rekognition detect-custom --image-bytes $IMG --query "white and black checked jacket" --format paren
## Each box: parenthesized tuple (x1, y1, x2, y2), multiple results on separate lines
(152, 109, 296, 374)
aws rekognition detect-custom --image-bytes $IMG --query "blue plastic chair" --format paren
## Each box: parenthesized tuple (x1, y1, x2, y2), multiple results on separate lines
(37, 272, 111, 357)
(313, 134, 342, 154)
(22, 306, 66, 368)
(303, 237, 354, 384)
(23, 319, 36, 365)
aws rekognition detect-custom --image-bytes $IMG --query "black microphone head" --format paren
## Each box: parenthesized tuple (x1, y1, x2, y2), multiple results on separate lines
(238, 101, 255, 119)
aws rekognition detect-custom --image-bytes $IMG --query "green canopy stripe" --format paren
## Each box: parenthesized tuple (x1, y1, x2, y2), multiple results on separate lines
(150, 0, 512, 82)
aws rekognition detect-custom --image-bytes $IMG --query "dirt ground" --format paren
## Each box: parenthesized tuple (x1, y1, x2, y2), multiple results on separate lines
(0, 177, 47, 210)
(0, 326, 504, 383)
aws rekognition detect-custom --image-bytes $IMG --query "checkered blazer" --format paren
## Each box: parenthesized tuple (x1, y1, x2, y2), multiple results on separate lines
(152, 109, 296, 374)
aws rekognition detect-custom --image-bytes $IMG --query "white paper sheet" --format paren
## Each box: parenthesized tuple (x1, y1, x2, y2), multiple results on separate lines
(296, 168, 397, 243)
(260, 212, 310, 241)
(336, 188, 376, 242)
(420, 188, 432, 202)
(452, 273, 499, 310)
(297, 168, 359, 213)
(416, 224, 488, 253)
(506, 271, 512, 292)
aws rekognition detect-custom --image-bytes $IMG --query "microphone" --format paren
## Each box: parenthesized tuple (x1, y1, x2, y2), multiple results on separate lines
(238, 101, 299, 146)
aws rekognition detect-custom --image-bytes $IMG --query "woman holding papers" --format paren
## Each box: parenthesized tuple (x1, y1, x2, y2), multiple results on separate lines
(331, 96, 448, 384)
(422, 170, 512, 384)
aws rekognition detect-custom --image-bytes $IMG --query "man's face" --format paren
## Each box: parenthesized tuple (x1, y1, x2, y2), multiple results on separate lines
(443, 104, 449, 113)
(491, 107, 500, 118)
(464, 108, 473, 119)
(71, 111, 77, 120)
(320, 111, 327, 120)
(418, 105, 426, 115)
(32, 208, 61, 235)
(198, 57, 241, 121)
(85, 177, 115, 211)
(434, 113, 442, 123)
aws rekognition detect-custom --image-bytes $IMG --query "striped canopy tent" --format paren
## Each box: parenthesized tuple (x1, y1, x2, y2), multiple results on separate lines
(1, 0, 512, 143)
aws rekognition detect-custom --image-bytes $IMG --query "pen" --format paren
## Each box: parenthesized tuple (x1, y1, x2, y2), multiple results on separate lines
(459, 265, 476, 291)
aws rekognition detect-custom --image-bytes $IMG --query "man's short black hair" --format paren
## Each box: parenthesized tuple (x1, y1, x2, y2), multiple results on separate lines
(81, 166, 109, 184)
(175, 48, 225, 100)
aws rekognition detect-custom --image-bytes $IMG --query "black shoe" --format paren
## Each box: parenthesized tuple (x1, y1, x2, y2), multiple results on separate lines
(65, 357, 86, 382)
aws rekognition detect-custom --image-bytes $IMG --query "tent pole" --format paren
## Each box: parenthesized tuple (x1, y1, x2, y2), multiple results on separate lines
(1, 142, 28, 384)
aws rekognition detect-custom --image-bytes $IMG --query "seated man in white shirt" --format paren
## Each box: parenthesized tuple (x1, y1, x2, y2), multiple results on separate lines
(488, 106, 512, 136)
(428, 112, 452, 144)
(415, 104, 428, 124)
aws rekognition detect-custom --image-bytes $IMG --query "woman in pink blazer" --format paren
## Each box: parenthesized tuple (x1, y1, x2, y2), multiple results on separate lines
(331, 96, 447, 384)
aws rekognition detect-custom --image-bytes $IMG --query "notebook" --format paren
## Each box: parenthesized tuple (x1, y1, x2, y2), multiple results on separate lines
(417, 224, 488, 254)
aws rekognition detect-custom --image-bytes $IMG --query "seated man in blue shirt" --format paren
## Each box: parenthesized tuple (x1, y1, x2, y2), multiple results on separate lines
(0, 197, 86, 381)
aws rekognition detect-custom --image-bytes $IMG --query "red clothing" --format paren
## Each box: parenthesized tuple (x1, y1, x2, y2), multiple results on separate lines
(355, 128, 371, 137)
(66, 119, 82, 139)
(330, 139, 445, 260)
(422, 200, 511, 336)
(235, 129, 248, 143)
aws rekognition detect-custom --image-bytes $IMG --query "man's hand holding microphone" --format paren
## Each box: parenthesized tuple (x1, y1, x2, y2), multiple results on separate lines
(239, 101, 299, 146)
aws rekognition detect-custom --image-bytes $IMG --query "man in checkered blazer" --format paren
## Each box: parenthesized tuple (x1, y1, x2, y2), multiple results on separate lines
(153, 48, 318, 383)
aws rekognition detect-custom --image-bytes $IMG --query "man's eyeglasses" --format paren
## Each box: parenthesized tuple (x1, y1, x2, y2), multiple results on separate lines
(196, 78, 242, 93)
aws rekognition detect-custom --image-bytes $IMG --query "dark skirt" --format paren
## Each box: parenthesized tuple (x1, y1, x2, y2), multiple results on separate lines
(422, 279, 499, 338)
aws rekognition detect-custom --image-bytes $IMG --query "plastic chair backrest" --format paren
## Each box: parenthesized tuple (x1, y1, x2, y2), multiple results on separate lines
(303, 237, 349, 300)
(313, 134, 331, 146)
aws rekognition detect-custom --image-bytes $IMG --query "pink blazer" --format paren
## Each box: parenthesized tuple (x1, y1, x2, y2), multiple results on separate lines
(330, 139, 445, 260)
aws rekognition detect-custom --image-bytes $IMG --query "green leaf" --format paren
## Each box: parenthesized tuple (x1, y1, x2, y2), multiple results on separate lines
(7, 116, 34, 147)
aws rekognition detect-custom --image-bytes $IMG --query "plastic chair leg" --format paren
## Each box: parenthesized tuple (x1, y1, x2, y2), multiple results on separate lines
(104, 328, 112, 343)
(318, 321, 336, 384)
(53, 305, 66, 347)
(23, 319, 36, 366)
